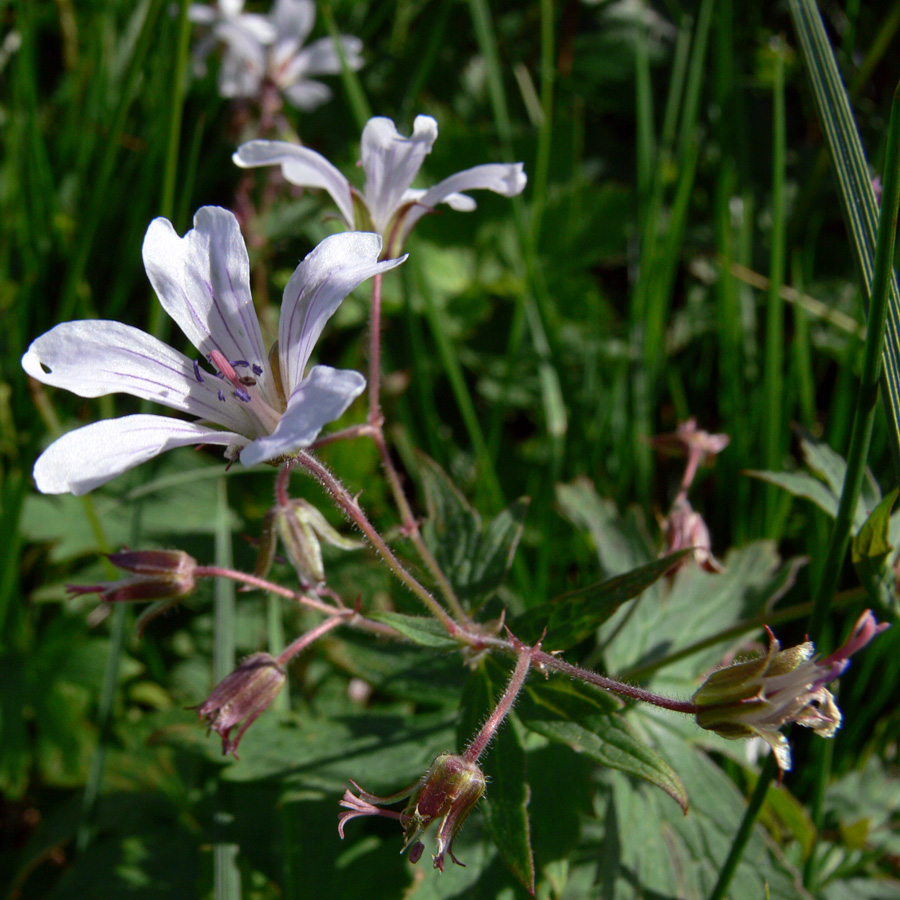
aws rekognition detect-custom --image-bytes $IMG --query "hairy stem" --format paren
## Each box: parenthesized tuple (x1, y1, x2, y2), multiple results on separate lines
(295, 451, 460, 636)
(277, 615, 345, 666)
(464, 636, 538, 763)
(364, 274, 468, 621)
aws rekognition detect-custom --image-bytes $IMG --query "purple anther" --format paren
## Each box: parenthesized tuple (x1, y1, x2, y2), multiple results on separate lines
(252, 364, 264, 376)
(234, 388, 252, 403)
(193, 359, 205, 383)
(217, 389, 226, 402)
(232, 360, 250, 368)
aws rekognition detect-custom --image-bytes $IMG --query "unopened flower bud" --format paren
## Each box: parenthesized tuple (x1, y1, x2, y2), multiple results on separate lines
(68, 549, 197, 604)
(262, 498, 362, 587)
(196, 652, 286, 757)
(693, 611, 887, 773)
(402, 753, 486, 871)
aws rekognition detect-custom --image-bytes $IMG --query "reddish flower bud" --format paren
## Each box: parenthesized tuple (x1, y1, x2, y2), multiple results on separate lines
(196, 652, 286, 757)
(401, 753, 486, 871)
(68, 549, 197, 604)
(338, 754, 486, 872)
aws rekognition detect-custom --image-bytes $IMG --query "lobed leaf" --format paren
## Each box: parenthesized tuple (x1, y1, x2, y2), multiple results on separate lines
(517, 679, 688, 813)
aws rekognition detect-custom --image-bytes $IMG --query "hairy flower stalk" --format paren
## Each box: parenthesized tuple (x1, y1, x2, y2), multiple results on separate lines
(693, 610, 887, 772)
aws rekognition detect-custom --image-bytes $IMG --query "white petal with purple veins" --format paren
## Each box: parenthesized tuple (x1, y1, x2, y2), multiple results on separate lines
(142, 208, 273, 400)
(360, 115, 438, 233)
(401, 162, 527, 241)
(278, 232, 405, 392)
(22, 320, 253, 433)
(232, 142, 354, 227)
(240, 366, 365, 466)
(33, 415, 244, 496)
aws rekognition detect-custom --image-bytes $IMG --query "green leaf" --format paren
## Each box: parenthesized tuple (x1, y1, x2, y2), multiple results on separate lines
(747, 469, 840, 519)
(510, 549, 692, 650)
(853, 488, 897, 563)
(367, 612, 460, 650)
(418, 453, 528, 605)
(596, 712, 812, 900)
(517, 680, 688, 813)
(458, 664, 535, 893)
(555, 478, 655, 578)
(21, 455, 242, 562)
(749, 432, 881, 531)
(604, 541, 804, 680)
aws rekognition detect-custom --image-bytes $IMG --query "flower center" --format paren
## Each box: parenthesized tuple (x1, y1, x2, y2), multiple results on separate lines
(206, 349, 283, 435)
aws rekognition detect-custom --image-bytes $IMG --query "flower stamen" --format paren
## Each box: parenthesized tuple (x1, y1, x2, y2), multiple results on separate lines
(208, 348, 282, 432)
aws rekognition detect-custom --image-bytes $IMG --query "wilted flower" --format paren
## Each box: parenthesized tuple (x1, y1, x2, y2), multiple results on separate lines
(22, 207, 404, 495)
(661, 496, 723, 573)
(190, 0, 362, 109)
(256, 497, 362, 587)
(197, 651, 286, 756)
(339, 753, 486, 871)
(649, 418, 730, 496)
(649, 417, 730, 461)
(694, 610, 888, 772)
(234, 114, 527, 257)
(68, 549, 197, 604)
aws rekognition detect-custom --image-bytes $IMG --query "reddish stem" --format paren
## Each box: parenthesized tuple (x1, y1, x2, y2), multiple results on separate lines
(368, 272, 383, 427)
(464, 637, 538, 764)
(277, 615, 344, 666)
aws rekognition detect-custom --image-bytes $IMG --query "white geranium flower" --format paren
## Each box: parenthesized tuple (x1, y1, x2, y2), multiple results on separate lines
(190, 0, 362, 110)
(233, 114, 527, 256)
(189, 0, 276, 81)
(22, 207, 404, 495)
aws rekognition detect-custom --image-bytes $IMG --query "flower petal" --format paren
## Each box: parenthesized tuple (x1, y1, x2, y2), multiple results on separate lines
(33, 415, 244, 495)
(271, 0, 315, 45)
(232, 141, 354, 227)
(188, 3, 218, 25)
(294, 35, 363, 76)
(240, 365, 365, 466)
(232, 11, 276, 44)
(360, 115, 437, 233)
(142, 208, 270, 388)
(401, 162, 527, 242)
(21, 320, 254, 433)
(217, 22, 267, 97)
(277, 232, 406, 392)
(281, 79, 332, 111)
